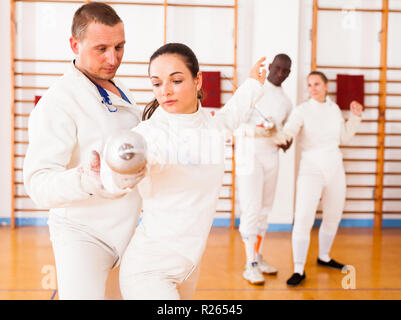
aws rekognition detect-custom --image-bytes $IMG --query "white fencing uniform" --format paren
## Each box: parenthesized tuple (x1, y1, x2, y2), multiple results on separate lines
(23, 63, 143, 299)
(119, 78, 263, 300)
(236, 81, 293, 243)
(278, 97, 361, 274)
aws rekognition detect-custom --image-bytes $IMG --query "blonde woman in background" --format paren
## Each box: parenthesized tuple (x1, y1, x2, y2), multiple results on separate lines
(273, 71, 363, 286)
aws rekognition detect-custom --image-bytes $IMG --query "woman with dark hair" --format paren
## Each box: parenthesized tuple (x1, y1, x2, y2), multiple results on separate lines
(273, 71, 364, 287)
(117, 43, 267, 299)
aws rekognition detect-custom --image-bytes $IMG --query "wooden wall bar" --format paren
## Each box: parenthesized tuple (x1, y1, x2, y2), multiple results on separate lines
(15, 0, 235, 9)
(374, 0, 389, 228)
(10, 0, 16, 229)
(311, 0, 318, 71)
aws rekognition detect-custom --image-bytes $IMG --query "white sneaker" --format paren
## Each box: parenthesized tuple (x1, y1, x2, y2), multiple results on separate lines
(243, 262, 265, 285)
(258, 255, 278, 275)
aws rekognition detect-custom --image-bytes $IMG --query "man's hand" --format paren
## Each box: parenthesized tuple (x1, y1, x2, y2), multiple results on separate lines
(80, 150, 145, 199)
(249, 57, 267, 85)
(79, 151, 121, 199)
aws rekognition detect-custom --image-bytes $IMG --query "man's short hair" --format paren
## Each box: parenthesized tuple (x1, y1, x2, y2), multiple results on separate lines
(72, 2, 122, 40)
(273, 53, 292, 65)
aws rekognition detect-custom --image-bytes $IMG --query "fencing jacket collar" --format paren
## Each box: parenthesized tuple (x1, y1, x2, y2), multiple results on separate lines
(152, 103, 205, 128)
(71, 60, 133, 111)
(309, 96, 333, 107)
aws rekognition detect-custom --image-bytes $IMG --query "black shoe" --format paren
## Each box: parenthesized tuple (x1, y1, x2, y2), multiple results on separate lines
(286, 272, 306, 286)
(317, 258, 344, 270)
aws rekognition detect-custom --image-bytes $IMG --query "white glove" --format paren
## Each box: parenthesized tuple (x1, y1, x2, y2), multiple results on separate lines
(100, 156, 146, 195)
(272, 130, 291, 146)
(79, 151, 126, 199)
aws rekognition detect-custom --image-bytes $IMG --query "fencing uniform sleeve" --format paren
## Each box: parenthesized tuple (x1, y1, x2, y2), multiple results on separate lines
(131, 123, 170, 170)
(282, 102, 294, 127)
(212, 78, 263, 134)
(23, 103, 93, 209)
(340, 113, 362, 144)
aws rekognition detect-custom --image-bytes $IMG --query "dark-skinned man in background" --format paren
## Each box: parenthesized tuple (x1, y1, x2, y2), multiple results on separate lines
(235, 54, 293, 285)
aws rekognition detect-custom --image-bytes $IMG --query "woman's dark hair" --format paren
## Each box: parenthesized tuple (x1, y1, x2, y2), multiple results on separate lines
(308, 70, 328, 84)
(142, 43, 203, 120)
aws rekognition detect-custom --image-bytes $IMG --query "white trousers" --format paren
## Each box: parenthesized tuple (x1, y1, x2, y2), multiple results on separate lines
(119, 224, 200, 300)
(236, 137, 279, 238)
(48, 215, 123, 300)
(291, 158, 346, 268)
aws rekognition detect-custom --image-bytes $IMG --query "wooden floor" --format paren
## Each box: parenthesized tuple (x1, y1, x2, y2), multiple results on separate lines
(0, 226, 400, 300)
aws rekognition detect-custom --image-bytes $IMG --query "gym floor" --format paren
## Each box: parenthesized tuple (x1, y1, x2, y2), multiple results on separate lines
(0, 226, 400, 300)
